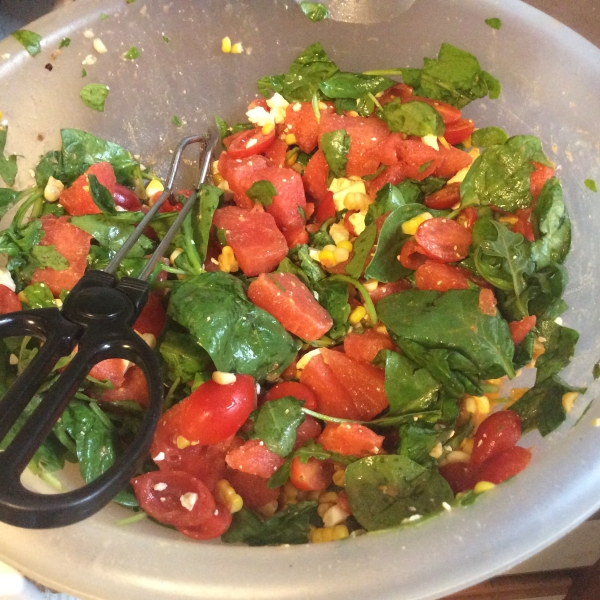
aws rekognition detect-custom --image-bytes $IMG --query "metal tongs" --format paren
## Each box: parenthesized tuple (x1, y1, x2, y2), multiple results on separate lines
(0, 130, 217, 529)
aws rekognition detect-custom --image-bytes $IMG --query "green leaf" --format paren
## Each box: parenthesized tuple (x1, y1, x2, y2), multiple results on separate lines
(485, 17, 502, 30)
(249, 396, 305, 457)
(31, 245, 69, 271)
(82, 68, 87, 78)
(334, 96, 375, 117)
(345, 455, 453, 531)
(88, 173, 118, 215)
(308, 218, 335, 249)
(534, 318, 579, 384)
(0, 189, 19, 220)
(162, 35, 170, 43)
(246, 180, 277, 206)
(100, 13, 109, 20)
(585, 179, 597, 192)
(193, 185, 222, 265)
(365, 203, 425, 282)
(320, 129, 350, 177)
(399, 424, 444, 466)
(80, 83, 109, 112)
(593, 362, 600, 379)
(378, 289, 516, 379)
(289, 244, 326, 285)
(0, 127, 18, 186)
(34, 150, 61, 189)
(159, 330, 213, 383)
(380, 99, 445, 137)
(172, 115, 182, 127)
(299, 2, 330, 21)
(12, 30, 42, 57)
(365, 181, 419, 225)
(167, 272, 296, 381)
(20, 282, 57, 309)
(460, 135, 551, 211)
(471, 126, 508, 148)
(124, 46, 140, 60)
(59, 37, 71, 48)
(345, 223, 376, 279)
(313, 278, 350, 341)
(320, 72, 394, 99)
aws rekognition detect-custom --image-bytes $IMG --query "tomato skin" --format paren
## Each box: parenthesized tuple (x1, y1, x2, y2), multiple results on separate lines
(457, 206, 478, 230)
(177, 504, 232, 540)
(368, 279, 411, 304)
(225, 468, 280, 510)
(443, 118, 475, 145)
(225, 439, 285, 478)
(113, 184, 142, 211)
(343, 329, 395, 364)
(59, 162, 117, 216)
(223, 127, 276, 159)
(439, 461, 476, 494)
(475, 446, 532, 484)
(0, 285, 21, 314)
(415, 260, 471, 292)
(399, 238, 427, 270)
(509, 315, 537, 346)
(478, 288, 497, 316)
(318, 423, 384, 457)
(424, 183, 461, 210)
(131, 470, 216, 527)
(263, 381, 318, 411)
(290, 457, 333, 491)
(97, 365, 149, 407)
(415, 217, 472, 263)
(132, 292, 166, 338)
(530, 162, 555, 201)
(471, 410, 522, 468)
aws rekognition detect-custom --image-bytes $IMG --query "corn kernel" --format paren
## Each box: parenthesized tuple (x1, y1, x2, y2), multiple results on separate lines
(498, 216, 519, 225)
(212, 371, 237, 385)
(474, 395, 490, 415)
(285, 133, 297, 145)
(332, 469, 345, 487)
(363, 279, 378, 292)
(138, 332, 156, 349)
(438, 136, 450, 150)
(44, 176, 64, 202)
(257, 500, 278, 518)
(459, 438, 474, 455)
(262, 122, 275, 135)
(212, 173, 224, 185)
(231, 42, 243, 54)
(349, 306, 366, 325)
(562, 391, 579, 414)
(93, 38, 107, 54)
(318, 502, 335, 518)
(532, 338, 546, 361)
(145, 179, 164, 200)
(401, 212, 433, 235)
(18, 291, 28, 304)
(443, 450, 471, 463)
(310, 525, 350, 543)
(473, 481, 496, 494)
(347, 110, 359, 117)
(215, 480, 243, 513)
(344, 191, 369, 211)
(333, 247, 350, 263)
(336, 239, 353, 252)
(318, 249, 337, 268)
(221, 37, 232, 53)
(283, 481, 299, 504)
(329, 222, 350, 244)
(322, 504, 350, 528)
(319, 491, 338, 504)
(218, 245, 239, 273)
(176, 435, 191, 450)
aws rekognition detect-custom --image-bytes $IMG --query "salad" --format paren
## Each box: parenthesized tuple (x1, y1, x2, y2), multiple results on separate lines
(0, 42, 582, 545)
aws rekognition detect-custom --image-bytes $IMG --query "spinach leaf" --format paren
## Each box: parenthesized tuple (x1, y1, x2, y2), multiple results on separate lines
(380, 99, 444, 137)
(313, 278, 350, 341)
(0, 127, 18, 186)
(299, 2, 330, 21)
(530, 178, 571, 270)
(257, 42, 338, 102)
(460, 136, 551, 211)
(0, 217, 44, 290)
(35, 150, 61, 188)
(471, 126, 508, 147)
(320, 72, 394, 99)
(88, 173, 117, 215)
(399, 424, 444, 466)
(308, 218, 335, 249)
(345, 455, 453, 531)
(485, 17, 502, 30)
(31, 245, 69, 271)
(168, 272, 296, 381)
(192, 185, 222, 266)
(11, 30, 42, 56)
(365, 181, 420, 225)
(246, 180, 277, 206)
(80, 84, 109, 112)
(365, 203, 425, 282)
(0, 189, 19, 220)
(321, 129, 350, 177)
(534, 319, 579, 384)
(289, 244, 326, 285)
(333, 96, 375, 117)
(345, 223, 376, 279)
(20, 282, 56, 309)
(249, 396, 305, 457)
(378, 289, 515, 379)
(159, 330, 213, 384)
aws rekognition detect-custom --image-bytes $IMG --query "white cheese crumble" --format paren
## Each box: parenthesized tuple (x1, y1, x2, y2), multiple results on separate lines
(153, 482, 168, 491)
(180, 492, 198, 511)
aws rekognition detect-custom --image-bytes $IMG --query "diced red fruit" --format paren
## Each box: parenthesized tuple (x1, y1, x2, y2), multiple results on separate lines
(318, 423, 384, 457)
(218, 153, 271, 209)
(368, 279, 411, 304)
(223, 127, 276, 159)
(284, 102, 323, 153)
(263, 381, 318, 411)
(294, 416, 323, 449)
(290, 456, 334, 491)
(379, 135, 440, 180)
(509, 315, 537, 346)
(377, 83, 414, 105)
(512, 208, 535, 242)
(478, 288, 498, 316)
(31, 216, 92, 296)
(365, 163, 406, 198)
(343, 329, 395, 364)
(213, 206, 288, 277)
(225, 439, 285, 478)
(113, 184, 142, 211)
(424, 183, 461, 210)
(263, 137, 288, 167)
(457, 207, 478, 230)
(314, 192, 336, 224)
(443, 118, 475, 145)
(439, 461, 476, 494)
(97, 365, 149, 407)
(59, 162, 117, 216)
(415, 217, 472, 263)
(415, 260, 471, 292)
(407, 96, 462, 125)
(475, 446, 532, 485)
(399, 238, 427, 270)
(0, 285, 21, 314)
(89, 358, 128, 389)
(248, 98, 269, 111)
(132, 292, 166, 338)
(302, 150, 330, 205)
(177, 504, 232, 540)
(530, 162, 555, 201)
(248, 273, 333, 341)
(471, 410, 522, 468)
(280, 355, 298, 380)
(434, 144, 473, 179)
(225, 467, 280, 511)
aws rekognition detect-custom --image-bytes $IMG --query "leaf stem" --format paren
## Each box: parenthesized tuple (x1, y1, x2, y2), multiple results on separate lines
(115, 512, 148, 526)
(328, 274, 378, 325)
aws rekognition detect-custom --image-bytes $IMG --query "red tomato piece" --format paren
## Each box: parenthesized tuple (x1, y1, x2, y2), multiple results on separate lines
(263, 137, 288, 167)
(225, 439, 285, 478)
(223, 127, 276, 159)
(471, 410, 522, 468)
(415, 217, 472, 263)
(294, 416, 323, 449)
(314, 191, 336, 224)
(513, 208, 535, 242)
(226, 468, 280, 510)
(475, 446, 532, 485)
(263, 381, 318, 411)
(443, 118, 475, 145)
(434, 144, 473, 179)
(478, 288, 497, 317)
(59, 162, 117, 216)
(248, 98, 269, 111)
(319, 112, 389, 177)
(248, 272, 333, 341)
(0, 285, 21, 314)
(97, 365, 149, 407)
(439, 461, 476, 494)
(530, 162, 555, 201)
(31, 216, 92, 296)
(302, 150, 330, 205)
(89, 358, 128, 389)
(365, 164, 407, 198)
(343, 329, 395, 364)
(457, 206, 478, 230)
(113, 184, 142, 211)
(415, 260, 471, 292)
(280, 355, 298, 381)
(368, 280, 411, 304)
(177, 504, 232, 540)
(407, 97, 461, 125)
(219, 153, 271, 209)
(131, 470, 216, 527)
(399, 238, 427, 270)
(509, 315, 537, 346)
(284, 102, 323, 153)
(320, 348, 389, 421)
(379, 135, 440, 180)
(167, 375, 256, 445)
(424, 182, 461, 210)
(290, 456, 333, 491)
(213, 206, 288, 276)
(132, 292, 166, 338)
(318, 423, 384, 457)
(377, 83, 414, 106)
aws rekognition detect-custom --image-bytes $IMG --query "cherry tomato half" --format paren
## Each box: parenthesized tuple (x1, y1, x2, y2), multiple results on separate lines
(443, 118, 475, 145)
(471, 410, 522, 468)
(177, 504, 232, 540)
(415, 260, 471, 292)
(399, 238, 427, 270)
(223, 127, 276, 159)
(439, 461, 476, 494)
(415, 217, 473, 263)
(263, 381, 318, 411)
(318, 423, 384, 457)
(290, 457, 333, 491)
(475, 446, 532, 485)
(509, 315, 537, 346)
(424, 182, 461, 210)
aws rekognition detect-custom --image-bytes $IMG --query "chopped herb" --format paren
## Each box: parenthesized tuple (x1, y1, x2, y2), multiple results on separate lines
(11, 30, 42, 57)
(299, 2, 330, 21)
(100, 13, 109, 20)
(126, 0, 136, 4)
(58, 37, 71, 49)
(485, 18, 502, 30)
(172, 115, 182, 127)
(124, 46, 140, 60)
(82, 68, 87, 78)
(80, 83, 109, 112)
(584, 179, 597, 192)
(162, 35, 170, 43)
(247, 180, 277, 207)
(593, 362, 600, 379)
(0, 127, 18, 186)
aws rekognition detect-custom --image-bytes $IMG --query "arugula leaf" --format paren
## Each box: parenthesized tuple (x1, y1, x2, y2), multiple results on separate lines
(313, 278, 350, 341)
(88, 173, 118, 215)
(471, 126, 508, 148)
(12, 30, 42, 56)
(0, 189, 19, 220)
(168, 272, 296, 381)
(31, 245, 69, 271)
(320, 73, 394, 99)
(380, 99, 444, 137)
(289, 244, 326, 285)
(192, 185, 222, 266)
(19, 282, 56, 309)
(485, 17, 502, 30)
(378, 289, 516, 379)
(345, 455, 453, 531)
(365, 203, 425, 282)
(365, 181, 420, 225)
(249, 396, 305, 457)
(585, 179, 597, 192)
(124, 46, 140, 60)
(461, 135, 551, 211)
(299, 2, 330, 21)
(159, 330, 213, 384)
(80, 84, 109, 112)
(308, 218, 335, 249)
(246, 180, 277, 206)
(345, 223, 376, 279)
(257, 42, 338, 102)
(534, 318, 579, 384)
(34, 150, 61, 189)
(320, 129, 350, 177)
(0, 127, 18, 186)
